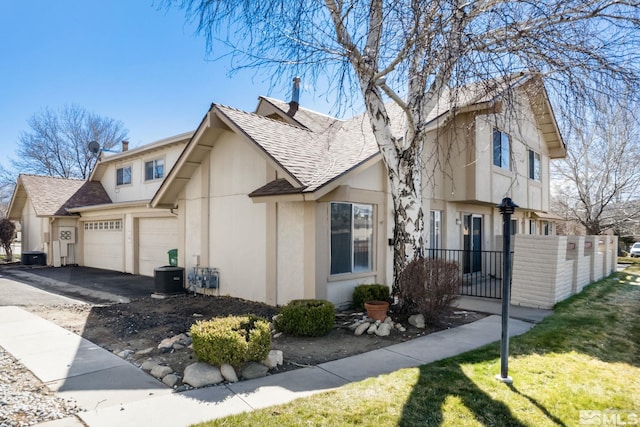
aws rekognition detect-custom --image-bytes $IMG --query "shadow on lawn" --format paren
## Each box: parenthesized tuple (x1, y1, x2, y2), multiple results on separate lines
(398, 359, 529, 427)
(398, 271, 640, 427)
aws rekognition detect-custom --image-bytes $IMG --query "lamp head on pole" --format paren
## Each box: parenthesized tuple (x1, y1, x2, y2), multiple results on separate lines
(498, 197, 518, 215)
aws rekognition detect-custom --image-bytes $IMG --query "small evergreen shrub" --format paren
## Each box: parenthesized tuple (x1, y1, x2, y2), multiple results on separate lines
(397, 257, 460, 325)
(273, 299, 335, 337)
(190, 315, 271, 368)
(352, 284, 390, 310)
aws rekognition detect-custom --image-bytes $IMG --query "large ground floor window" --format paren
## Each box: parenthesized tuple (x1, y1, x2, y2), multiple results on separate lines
(330, 202, 373, 275)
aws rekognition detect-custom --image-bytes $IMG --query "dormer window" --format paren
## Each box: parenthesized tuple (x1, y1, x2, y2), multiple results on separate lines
(116, 166, 132, 186)
(145, 158, 164, 181)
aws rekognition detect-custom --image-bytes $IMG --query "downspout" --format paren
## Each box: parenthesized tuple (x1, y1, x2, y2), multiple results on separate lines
(48, 217, 55, 266)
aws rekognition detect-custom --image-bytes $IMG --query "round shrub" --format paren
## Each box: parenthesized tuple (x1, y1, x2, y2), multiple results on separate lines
(190, 315, 271, 368)
(273, 299, 335, 337)
(352, 284, 390, 310)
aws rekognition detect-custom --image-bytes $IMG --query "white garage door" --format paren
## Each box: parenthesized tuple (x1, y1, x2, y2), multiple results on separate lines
(83, 220, 123, 271)
(138, 217, 178, 277)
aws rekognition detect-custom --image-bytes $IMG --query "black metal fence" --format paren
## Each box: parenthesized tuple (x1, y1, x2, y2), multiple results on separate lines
(427, 248, 510, 299)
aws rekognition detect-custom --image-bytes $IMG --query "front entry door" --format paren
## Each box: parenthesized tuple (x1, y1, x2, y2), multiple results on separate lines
(463, 214, 482, 274)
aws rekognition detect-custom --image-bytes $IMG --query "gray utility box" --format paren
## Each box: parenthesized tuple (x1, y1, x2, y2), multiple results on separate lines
(154, 266, 185, 294)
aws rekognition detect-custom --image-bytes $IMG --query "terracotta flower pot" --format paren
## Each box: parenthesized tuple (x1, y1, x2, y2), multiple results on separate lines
(364, 300, 390, 321)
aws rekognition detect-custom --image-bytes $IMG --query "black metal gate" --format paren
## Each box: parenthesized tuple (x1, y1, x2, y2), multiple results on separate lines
(427, 249, 509, 299)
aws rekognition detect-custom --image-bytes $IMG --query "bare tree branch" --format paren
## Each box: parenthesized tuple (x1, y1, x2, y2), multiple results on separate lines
(12, 105, 128, 179)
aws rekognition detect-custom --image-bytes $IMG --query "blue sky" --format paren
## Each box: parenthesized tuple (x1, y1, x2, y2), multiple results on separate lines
(0, 1, 334, 171)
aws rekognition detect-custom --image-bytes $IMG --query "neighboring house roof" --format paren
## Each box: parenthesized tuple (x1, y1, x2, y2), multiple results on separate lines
(89, 131, 194, 182)
(7, 174, 112, 220)
(152, 74, 566, 206)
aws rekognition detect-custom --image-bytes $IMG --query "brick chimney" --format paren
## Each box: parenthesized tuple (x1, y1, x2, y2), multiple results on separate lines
(122, 140, 129, 152)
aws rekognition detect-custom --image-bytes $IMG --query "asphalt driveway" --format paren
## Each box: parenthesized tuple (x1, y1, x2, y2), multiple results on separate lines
(0, 264, 156, 304)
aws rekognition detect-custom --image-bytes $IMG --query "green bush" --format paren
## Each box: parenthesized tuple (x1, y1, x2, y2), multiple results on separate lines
(190, 315, 271, 368)
(273, 299, 335, 337)
(352, 284, 390, 310)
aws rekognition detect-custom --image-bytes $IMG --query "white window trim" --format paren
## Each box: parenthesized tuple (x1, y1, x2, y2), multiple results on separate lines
(329, 202, 375, 276)
(116, 164, 132, 186)
(144, 157, 165, 182)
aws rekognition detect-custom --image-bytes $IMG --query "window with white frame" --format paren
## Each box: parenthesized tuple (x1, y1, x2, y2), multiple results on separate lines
(493, 128, 510, 170)
(116, 166, 131, 186)
(145, 158, 164, 181)
(529, 150, 541, 181)
(542, 221, 551, 235)
(330, 202, 373, 275)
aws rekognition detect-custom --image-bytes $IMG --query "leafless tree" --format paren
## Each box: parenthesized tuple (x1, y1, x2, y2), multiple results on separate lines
(0, 164, 15, 217)
(13, 105, 128, 179)
(552, 96, 640, 236)
(166, 0, 640, 293)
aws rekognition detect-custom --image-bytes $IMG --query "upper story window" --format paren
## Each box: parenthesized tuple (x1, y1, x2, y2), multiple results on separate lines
(493, 129, 510, 170)
(529, 150, 541, 181)
(330, 202, 373, 275)
(145, 158, 164, 181)
(116, 166, 131, 186)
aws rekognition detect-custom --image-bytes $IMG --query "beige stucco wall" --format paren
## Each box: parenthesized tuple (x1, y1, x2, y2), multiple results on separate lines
(276, 201, 305, 304)
(99, 144, 184, 203)
(21, 199, 44, 253)
(179, 130, 270, 303)
(423, 87, 558, 255)
(317, 163, 390, 308)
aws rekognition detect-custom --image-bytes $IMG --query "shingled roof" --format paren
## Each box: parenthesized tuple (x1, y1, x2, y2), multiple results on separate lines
(152, 73, 564, 205)
(8, 174, 112, 219)
(216, 104, 382, 193)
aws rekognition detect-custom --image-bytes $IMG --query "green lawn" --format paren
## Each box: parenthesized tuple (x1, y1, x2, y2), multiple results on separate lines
(193, 267, 640, 427)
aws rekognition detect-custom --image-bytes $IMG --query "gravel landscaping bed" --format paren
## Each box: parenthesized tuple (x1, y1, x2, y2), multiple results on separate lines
(0, 347, 79, 427)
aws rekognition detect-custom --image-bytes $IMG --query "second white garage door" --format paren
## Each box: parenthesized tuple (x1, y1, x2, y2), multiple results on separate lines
(137, 217, 179, 277)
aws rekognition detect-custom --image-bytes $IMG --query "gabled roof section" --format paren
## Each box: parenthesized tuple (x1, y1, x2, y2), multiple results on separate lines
(7, 174, 111, 220)
(216, 105, 381, 193)
(255, 97, 341, 133)
(152, 74, 565, 206)
(89, 131, 193, 182)
(152, 100, 384, 207)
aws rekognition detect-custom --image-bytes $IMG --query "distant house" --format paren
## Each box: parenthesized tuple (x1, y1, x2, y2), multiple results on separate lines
(7, 132, 191, 274)
(8, 74, 566, 308)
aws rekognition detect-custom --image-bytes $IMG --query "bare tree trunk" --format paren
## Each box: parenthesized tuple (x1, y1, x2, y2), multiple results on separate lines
(389, 145, 425, 298)
(3, 244, 12, 263)
(358, 83, 426, 298)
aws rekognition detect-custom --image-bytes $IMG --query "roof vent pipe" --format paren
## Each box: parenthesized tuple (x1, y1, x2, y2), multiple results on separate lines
(286, 77, 300, 117)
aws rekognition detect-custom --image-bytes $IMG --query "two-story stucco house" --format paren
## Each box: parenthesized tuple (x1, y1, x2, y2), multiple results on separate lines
(8, 131, 192, 275)
(8, 74, 565, 308)
(150, 74, 565, 307)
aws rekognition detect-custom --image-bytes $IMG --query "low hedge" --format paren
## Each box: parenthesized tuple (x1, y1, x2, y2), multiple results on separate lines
(352, 284, 390, 310)
(273, 299, 335, 337)
(190, 315, 271, 368)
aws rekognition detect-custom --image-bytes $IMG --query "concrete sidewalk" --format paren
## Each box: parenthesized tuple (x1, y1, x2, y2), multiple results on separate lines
(0, 306, 540, 427)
